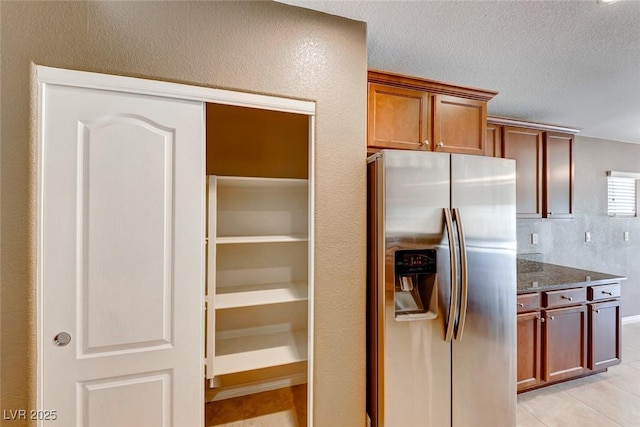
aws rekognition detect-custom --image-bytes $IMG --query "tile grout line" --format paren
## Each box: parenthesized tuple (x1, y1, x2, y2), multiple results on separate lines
(563, 389, 625, 427)
(519, 403, 550, 427)
(520, 388, 623, 427)
(602, 373, 640, 399)
(562, 384, 629, 427)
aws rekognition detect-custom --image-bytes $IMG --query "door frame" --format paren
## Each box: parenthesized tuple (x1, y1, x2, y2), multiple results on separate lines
(36, 65, 316, 425)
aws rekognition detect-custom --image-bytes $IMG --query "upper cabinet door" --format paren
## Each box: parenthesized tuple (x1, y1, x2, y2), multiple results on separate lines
(433, 94, 486, 155)
(486, 123, 503, 158)
(40, 84, 204, 426)
(503, 126, 544, 218)
(367, 70, 497, 155)
(367, 83, 431, 151)
(544, 132, 574, 219)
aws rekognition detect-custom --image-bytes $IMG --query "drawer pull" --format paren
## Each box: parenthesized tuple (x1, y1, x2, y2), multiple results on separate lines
(548, 315, 555, 320)
(594, 309, 601, 314)
(517, 303, 525, 307)
(561, 296, 573, 301)
(602, 291, 613, 296)
(539, 317, 545, 323)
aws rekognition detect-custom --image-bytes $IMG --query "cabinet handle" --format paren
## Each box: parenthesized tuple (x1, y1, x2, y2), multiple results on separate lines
(422, 140, 430, 146)
(561, 295, 573, 301)
(602, 291, 613, 296)
(517, 303, 525, 307)
(437, 141, 445, 148)
(594, 309, 601, 314)
(547, 211, 554, 215)
(538, 317, 545, 323)
(547, 315, 555, 320)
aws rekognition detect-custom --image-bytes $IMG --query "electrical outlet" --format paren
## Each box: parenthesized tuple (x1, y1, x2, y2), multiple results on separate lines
(624, 231, 629, 241)
(585, 232, 591, 242)
(531, 233, 538, 245)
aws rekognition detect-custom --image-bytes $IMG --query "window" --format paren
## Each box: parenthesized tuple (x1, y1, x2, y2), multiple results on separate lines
(607, 171, 640, 217)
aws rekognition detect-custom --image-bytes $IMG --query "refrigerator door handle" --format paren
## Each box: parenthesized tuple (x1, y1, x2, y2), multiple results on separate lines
(444, 208, 458, 343)
(453, 208, 468, 341)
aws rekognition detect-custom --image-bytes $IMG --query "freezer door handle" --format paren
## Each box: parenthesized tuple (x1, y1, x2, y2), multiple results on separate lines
(453, 208, 468, 341)
(444, 208, 458, 343)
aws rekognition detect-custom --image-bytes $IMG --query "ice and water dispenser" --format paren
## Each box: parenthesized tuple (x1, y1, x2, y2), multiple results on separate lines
(393, 249, 438, 321)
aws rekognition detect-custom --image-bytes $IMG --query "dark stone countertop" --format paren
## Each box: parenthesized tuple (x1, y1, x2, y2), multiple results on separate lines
(517, 261, 626, 294)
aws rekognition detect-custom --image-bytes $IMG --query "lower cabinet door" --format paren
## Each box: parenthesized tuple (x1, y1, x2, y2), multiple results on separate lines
(543, 305, 587, 382)
(588, 300, 622, 370)
(517, 311, 543, 391)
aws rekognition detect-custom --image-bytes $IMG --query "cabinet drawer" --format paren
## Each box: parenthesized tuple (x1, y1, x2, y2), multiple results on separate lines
(588, 283, 621, 302)
(517, 293, 540, 313)
(543, 287, 586, 308)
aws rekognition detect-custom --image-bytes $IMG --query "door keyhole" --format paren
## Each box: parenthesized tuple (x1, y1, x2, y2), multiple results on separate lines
(54, 332, 71, 347)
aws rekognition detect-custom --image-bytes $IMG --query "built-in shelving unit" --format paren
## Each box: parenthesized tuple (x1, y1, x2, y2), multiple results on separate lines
(206, 175, 310, 380)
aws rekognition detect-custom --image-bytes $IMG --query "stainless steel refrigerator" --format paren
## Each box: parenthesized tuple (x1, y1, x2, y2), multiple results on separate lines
(367, 150, 517, 427)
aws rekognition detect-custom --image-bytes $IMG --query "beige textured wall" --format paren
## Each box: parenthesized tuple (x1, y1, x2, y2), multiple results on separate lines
(0, 2, 367, 426)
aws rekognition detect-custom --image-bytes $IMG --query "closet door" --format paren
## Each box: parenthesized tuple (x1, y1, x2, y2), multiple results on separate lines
(39, 84, 204, 426)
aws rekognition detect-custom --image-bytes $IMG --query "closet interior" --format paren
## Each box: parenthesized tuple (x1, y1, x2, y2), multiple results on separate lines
(204, 103, 312, 425)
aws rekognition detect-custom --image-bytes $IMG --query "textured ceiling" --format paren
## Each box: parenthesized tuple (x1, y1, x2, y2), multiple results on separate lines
(281, 0, 640, 143)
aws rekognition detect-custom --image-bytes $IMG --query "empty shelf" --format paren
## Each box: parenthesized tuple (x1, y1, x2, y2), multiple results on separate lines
(214, 328, 308, 376)
(216, 235, 308, 244)
(216, 281, 308, 309)
(216, 176, 308, 189)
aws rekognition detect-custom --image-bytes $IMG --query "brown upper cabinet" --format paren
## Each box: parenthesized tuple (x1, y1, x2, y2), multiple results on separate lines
(433, 94, 487, 155)
(368, 70, 497, 155)
(503, 126, 544, 218)
(544, 132, 574, 219)
(491, 117, 578, 219)
(368, 83, 431, 151)
(485, 122, 503, 157)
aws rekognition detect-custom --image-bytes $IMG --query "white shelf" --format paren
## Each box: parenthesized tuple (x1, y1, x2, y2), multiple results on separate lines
(214, 175, 308, 238)
(215, 235, 308, 244)
(214, 327, 308, 376)
(216, 176, 308, 188)
(216, 281, 308, 309)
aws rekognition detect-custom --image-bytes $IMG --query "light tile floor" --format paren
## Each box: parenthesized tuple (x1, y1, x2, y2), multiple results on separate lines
(518, 322, 640, 427)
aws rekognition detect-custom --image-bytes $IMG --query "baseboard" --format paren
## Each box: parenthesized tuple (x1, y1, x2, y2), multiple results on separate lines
(205, 373, 307, 402)
(622, 315, 640, 325)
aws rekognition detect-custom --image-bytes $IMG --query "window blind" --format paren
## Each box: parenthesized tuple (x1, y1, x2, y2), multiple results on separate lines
(607, 171, 639, 217)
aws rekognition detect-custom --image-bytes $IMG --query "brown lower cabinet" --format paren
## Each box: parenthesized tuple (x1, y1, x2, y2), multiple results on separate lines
(543, 305, 587, 383)
(517, 311, 543, 390)
(517, 283, 621, 393)
(589, 299, 622, 370)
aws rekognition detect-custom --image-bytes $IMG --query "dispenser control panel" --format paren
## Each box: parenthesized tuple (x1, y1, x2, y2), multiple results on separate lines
(394, 249, 437, 275)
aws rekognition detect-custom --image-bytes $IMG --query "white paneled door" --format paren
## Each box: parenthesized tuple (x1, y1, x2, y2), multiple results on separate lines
(39, 84, 204, 426)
